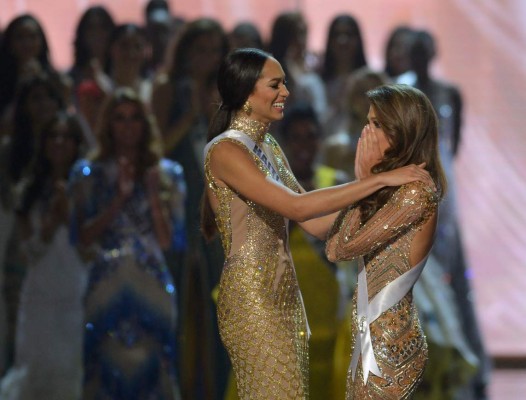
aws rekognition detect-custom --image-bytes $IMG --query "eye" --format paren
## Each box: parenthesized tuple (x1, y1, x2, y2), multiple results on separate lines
(373, 120, 381, 129)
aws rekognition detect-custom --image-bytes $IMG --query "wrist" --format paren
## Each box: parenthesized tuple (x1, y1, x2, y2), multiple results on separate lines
(149, 195, 162, 209)
(365, 173, 384, 190)
(151, 206, 166, 220)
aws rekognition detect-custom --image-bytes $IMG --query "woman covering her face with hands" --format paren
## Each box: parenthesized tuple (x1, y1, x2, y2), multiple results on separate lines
(326, 83, 446, 399)
(201, 49, 434, 399)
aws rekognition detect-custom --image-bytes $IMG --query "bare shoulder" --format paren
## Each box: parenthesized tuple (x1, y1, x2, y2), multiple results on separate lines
(207, 138, 254, 166)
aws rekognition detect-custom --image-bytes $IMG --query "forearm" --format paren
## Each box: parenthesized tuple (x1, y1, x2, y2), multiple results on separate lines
(150, 198, 171, 251)
(40, 214, 63, 243)
(289, 174, 385, 222)
(298, 211, 339, 240)
(79, 195, 124, 246)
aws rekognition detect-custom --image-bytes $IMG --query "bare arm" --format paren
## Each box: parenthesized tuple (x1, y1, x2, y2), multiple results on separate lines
(297, 211, 340, 240)
(208, 140, 431, 223)
(151, 75, 172, 135)
(77, 159, 133, 247)
(146, 166, 172, 251)
(290, 124, 434, 239)
(293, 183, 340, 239)
(78, 194, 126, 247)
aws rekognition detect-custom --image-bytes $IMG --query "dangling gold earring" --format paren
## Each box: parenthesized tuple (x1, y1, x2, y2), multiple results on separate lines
(243, 100, 252, 116)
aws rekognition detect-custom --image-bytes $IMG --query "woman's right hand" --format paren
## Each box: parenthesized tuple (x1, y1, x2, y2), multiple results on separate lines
(117, 157, 135, 200)
(356, 125, 436, 189)
(355, 125, 384, 180)
(380, 163, 436, 189)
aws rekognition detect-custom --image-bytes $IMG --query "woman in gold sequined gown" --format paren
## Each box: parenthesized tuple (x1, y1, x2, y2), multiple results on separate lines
(201, 49, 435, 400)
(325, 84, 447, 399)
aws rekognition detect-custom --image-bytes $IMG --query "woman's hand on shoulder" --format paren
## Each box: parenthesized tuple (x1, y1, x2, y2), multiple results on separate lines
(379, 163, 436, 190)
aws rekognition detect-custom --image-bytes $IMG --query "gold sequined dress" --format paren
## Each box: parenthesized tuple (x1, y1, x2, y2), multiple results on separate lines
(326, 182, 437, 400)
(204, 116, 309, 399)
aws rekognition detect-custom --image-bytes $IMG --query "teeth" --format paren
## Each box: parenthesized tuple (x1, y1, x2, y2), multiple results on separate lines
(274, 102, 285, 108)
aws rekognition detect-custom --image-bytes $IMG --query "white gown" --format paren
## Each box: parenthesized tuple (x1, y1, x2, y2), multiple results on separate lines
(0, 205, 14, 374)
(0, 223, 87, 400)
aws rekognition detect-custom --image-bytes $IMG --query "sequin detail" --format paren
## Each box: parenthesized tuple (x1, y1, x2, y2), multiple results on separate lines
(205, 130, 309, 399)
(229, 114, 269, 143)
(326, 182, 437, 399)
(70, 158, 185, 399)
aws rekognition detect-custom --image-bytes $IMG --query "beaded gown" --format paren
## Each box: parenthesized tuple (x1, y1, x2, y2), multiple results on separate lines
(326, 181, 438, 399)
(70, 158, 186, 400)
(204, 116, 309, 399)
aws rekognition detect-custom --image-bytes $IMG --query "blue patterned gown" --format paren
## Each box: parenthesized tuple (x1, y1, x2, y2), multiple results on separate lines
(70, 158, 186, 400)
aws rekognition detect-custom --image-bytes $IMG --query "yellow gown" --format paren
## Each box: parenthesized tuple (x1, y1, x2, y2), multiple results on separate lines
(204, 116, 309, 399)
(326, 182, 438, 399)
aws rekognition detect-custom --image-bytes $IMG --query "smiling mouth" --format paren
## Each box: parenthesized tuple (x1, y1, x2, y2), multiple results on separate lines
(273, 102, 285, 109)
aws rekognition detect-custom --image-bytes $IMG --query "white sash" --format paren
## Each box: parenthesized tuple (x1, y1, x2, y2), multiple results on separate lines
(350, 255, 427, 383)
(204, 130, 281, 183)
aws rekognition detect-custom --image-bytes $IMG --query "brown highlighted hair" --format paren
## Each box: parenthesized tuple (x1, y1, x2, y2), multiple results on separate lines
(93, 87, 162, 177)
(359, 84, 447, 222)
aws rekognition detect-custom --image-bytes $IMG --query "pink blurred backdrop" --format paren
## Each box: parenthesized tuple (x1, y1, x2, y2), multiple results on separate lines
(1, 0, 525, 357)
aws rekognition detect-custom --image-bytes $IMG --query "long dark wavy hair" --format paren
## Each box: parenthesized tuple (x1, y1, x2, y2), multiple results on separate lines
(0, 14, 53, 115)
(164, 18, 229, 87)
(7, 76, 65, 184)
(72, 6, 115, 73)
(321, 14, 367, 81)
(106, 23, 150, 79)
(18, 112, 84, 215)
(266, 12, 305, 92)
(200, 48, 271, 240)
(383, 26, 415, 78)
(358, 84, 447, 223)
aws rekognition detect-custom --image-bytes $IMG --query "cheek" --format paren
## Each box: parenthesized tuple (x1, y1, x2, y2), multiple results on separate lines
(378, 134, 391, 154)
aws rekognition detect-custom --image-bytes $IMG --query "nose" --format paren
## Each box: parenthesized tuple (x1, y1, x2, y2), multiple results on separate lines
(281, 85, 290, 99)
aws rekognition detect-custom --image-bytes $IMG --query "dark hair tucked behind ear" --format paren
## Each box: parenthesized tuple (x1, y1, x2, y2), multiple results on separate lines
(201, 47, 271, 240)
(206, 48, 271, 142)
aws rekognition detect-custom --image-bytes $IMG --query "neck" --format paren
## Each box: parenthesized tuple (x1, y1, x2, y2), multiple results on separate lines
(229, 114, 269, 143)
(112, 66, 142, 88)
(51, 165, 69, 181)
(115, 148, 138, 164)
(335, 58, 354, 75)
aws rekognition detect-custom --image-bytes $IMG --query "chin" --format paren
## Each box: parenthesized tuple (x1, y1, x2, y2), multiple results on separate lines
(273, 110, 285, 120)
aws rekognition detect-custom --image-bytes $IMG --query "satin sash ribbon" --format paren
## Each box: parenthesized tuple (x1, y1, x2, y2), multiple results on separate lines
(204, 130, 281, 183)
(350, 256, 427, 384)
(204, 130, 311, 340)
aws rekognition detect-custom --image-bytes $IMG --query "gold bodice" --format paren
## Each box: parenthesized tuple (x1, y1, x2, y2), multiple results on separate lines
(204, 118, 309, 399)
(326, 182, 438, 399)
